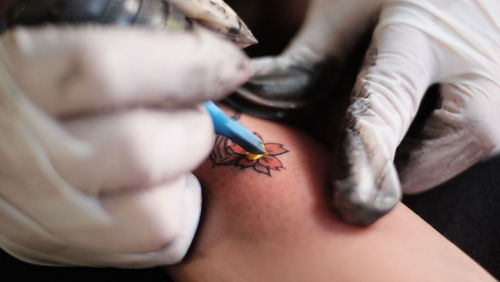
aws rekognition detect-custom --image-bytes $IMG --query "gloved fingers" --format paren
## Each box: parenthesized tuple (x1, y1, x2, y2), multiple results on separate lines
(250, 56, 302, 79)
(331, 126, 402, 226)
(242, 55, 317, 99)
(0, 26, 251, 116)
(169, 0, 257, 47)
(96, 173, 202, 263)
(57, 106, 214, 195)
(0, 173, 202, 267)
(397, 84, 496, 194)
(331, 24, 435, 226)
(236, 0, 382, 115)
(283, 0, 383, 64)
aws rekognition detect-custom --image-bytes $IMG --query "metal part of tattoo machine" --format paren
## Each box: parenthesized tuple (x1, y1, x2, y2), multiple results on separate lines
(226, 60, 340, 122)
(0, 0, 266, 155)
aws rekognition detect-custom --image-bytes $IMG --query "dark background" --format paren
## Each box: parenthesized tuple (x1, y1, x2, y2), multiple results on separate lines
(1, 1, 499, 281)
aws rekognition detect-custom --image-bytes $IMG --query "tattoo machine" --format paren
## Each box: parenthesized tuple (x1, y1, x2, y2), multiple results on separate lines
(0, 0, 266, 155)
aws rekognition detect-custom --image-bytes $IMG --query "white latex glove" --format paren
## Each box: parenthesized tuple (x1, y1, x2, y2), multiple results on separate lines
(0, 26, 251, 267)
(249, 0, 500, 225)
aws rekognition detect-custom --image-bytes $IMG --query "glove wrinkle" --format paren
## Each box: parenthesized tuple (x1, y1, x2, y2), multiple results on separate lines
(397, 83, 497, 193)
(397, 109, 494, 194)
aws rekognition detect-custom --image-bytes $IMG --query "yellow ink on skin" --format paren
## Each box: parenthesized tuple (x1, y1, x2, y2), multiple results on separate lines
(245, 143, 267, 161)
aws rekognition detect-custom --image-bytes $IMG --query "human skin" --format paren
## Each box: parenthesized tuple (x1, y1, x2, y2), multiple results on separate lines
(166, 106, 494, 282)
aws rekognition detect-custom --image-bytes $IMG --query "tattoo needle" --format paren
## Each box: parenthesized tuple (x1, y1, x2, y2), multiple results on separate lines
(204, 101, 266, 155)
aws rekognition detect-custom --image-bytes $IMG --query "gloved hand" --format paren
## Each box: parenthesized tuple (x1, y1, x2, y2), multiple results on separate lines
(0, 26, 250, 267)
(247, 0, 500, 225)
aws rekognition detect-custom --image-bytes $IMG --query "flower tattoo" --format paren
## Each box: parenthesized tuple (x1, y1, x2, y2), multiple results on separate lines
(210, 132, 289, 176)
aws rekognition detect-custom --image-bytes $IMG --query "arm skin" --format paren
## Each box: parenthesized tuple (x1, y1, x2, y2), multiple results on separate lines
(166, 106, 494, 282)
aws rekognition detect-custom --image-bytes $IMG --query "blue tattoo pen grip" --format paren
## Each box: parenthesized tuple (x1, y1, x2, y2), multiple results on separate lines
(204, 101, 265, 155)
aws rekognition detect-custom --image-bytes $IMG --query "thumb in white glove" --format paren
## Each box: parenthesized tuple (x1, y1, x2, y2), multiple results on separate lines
(0, 26, 251, 267)
(244, 0, 383, 103)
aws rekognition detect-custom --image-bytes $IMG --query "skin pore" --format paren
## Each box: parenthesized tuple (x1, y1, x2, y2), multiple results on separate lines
(166, 105, 494, 282)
